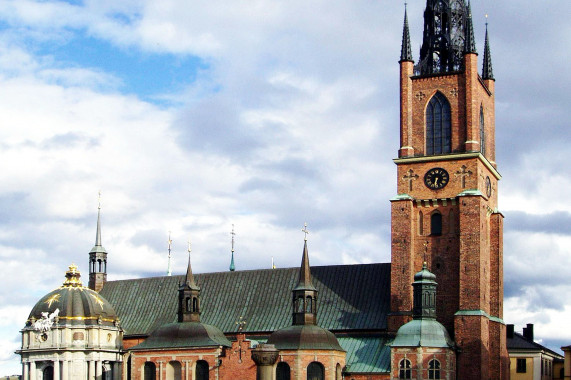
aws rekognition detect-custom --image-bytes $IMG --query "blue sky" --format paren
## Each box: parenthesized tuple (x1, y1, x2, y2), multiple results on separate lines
(0, 0, 570, 375)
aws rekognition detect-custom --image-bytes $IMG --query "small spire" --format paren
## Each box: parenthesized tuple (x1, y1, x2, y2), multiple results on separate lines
(400, 4, 413, 62)
(167, 231, 172, 276)
(464, 1, 477, 54)
(295, 223, 316, 291)
(482, 18, 495, 80)
(184, 239, 198, 289)
(230, 224, 236, 271)
(90, 192, 106, 254)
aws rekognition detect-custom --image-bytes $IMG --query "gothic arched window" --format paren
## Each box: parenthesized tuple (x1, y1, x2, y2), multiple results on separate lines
(276, 362, 291, 380)
(307, 362, 324, 380)
(399, 359, 412, 379)
(429, 359, 441, 379)
(144, 362, 156, 380)
(426, 92, 451, 155)
(480, 105, 486, 156)
(431, 212, 443, 236)
(196, 360, 209, 380)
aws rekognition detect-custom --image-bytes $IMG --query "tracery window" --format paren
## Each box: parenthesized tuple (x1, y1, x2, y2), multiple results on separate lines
(307, 362, 325, 380)
(429, 359, 441, 379)
(399, 359, 412, 379)
(276, 362, 291, 380)
(426, 92, 451, 155)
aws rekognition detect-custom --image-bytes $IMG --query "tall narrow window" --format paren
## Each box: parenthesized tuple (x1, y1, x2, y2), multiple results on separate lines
(307, 362, 324, 380)
(429, 359, 441, 379)
(516, 358, 526, 373)
(480, 105, 486, 155)
(426, 92, 451, 155)
(306, 296, 312, 313)
(399, 359, 412, 379)
(43, 366, 54, 380)
(276, 362, 291, 380)
(431, 212, 443, 235)
(196, 360, 209, 380)
(144, 362, 156, 380)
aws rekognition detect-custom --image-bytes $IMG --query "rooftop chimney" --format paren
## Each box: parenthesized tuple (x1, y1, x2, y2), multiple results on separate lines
(506, 324, 514, 339)
(522, 323, 534, 341)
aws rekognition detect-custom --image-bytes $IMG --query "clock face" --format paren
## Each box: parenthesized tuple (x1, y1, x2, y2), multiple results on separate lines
(485, 176, 492, 197)
(424, 168, 449, 190)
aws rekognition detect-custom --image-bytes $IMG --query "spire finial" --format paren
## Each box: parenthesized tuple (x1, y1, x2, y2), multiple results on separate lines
(184, 237, 197, 288)
(229, 225, 236, 271)
(167, 231, 172, 276)
(95, 192, 102, 247)
(302, 222, 310, 241)
(400, 4, 413, 62)
(464, 0, 477, 54)
(482, 16, 495, 80)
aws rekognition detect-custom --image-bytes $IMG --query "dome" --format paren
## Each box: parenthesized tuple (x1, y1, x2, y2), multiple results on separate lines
(27, 264, 119, 327)
(391, 319, 454, 348)
(267, 325, 344, 351)
(131, 322, 232, 350)
(414, 262, 437, 282)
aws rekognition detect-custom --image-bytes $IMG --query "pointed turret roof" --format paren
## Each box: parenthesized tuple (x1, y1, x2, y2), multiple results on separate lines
(400, 6, 413, 62)
(464, 1, 477, 54)
(294, 240, 317, 291)
(482, 22, 494, 80)
(183, 252, 199, 291)
(90, 202, 106, 254)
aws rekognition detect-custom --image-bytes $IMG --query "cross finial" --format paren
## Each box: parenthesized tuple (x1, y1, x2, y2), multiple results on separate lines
(187, 236, 191, 254)
(168, 231, 172, 252)
(302, 222, 309, 241)
(98, 191, 101, 210)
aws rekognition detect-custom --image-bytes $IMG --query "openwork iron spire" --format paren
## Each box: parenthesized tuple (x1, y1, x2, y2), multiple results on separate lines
(400, 5, 413, 62)
(482, 21, 494, 80)
(464, 1, 477, 54)
(416, 0, 470, 75)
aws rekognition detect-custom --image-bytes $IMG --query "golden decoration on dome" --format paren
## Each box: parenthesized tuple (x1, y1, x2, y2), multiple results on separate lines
(45, 294, 61, 307)
(90, 294, 104, 308)
(63, 263, 83, 287)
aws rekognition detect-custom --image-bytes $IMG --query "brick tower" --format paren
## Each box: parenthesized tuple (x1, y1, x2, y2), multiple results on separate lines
(388, 2, 509, 379)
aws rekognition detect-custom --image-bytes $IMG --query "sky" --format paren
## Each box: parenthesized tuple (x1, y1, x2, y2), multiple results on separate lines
(0, 0, 570, 374)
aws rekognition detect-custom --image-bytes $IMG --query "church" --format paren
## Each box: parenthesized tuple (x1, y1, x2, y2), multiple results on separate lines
(17, 1, 513, 379)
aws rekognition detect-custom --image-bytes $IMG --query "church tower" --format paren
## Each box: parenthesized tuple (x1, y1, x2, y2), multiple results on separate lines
(88, 196, 107, 292)
(388, 2, 508, 379)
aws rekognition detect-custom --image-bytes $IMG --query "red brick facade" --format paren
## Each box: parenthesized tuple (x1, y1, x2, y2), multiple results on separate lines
(389, 51, 509, 379)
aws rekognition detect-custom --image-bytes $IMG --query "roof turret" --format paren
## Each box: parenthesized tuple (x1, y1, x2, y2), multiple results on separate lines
(482, 21, 494, 80)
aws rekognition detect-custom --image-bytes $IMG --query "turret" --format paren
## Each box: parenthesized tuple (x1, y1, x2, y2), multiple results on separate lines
(178, 242, 201, 323)
(292, 223, 318, 326)
(88, 194, 107, 292)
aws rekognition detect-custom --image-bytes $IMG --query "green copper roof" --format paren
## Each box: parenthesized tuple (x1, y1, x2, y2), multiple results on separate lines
(268, 324, 343, 351)
(100, 263, 390, 336)
(391, 319, 454, 348)
(340, 335, 392, 374)
(130, 321, 231, 350)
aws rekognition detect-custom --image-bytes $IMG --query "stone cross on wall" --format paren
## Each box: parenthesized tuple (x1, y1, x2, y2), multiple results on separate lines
(403, 169, 419, 192)
(455, 165, 472, 188)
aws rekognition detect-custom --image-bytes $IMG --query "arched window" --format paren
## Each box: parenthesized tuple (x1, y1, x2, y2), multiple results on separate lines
(429, 359, 441, 379)
(426, 92, 451, 155)
(196, 360, 209, 380)
(43, 366, 54, 380)
(431, 212, 442, 236)
(480, 105, 486, 156)
(399, 359, 412, 379)
(418, 211, 424, 235)
(276, 362, 291, 380)
(336, 363, 342, 380)
(307, 362, 324, 380)
(192, 297, 198, 312)
(166, 361, 182, 380)
(144, 362, 156, 380)
(98, 259, 102, 272)
(186, 297, 191, 312)
(306, 296, 312, 313)
(297, 296, 304, 312)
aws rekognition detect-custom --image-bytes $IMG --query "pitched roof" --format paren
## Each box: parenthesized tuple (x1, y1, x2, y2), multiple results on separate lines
(100, 263, 391, 336)
(507, 332, 564, 359)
